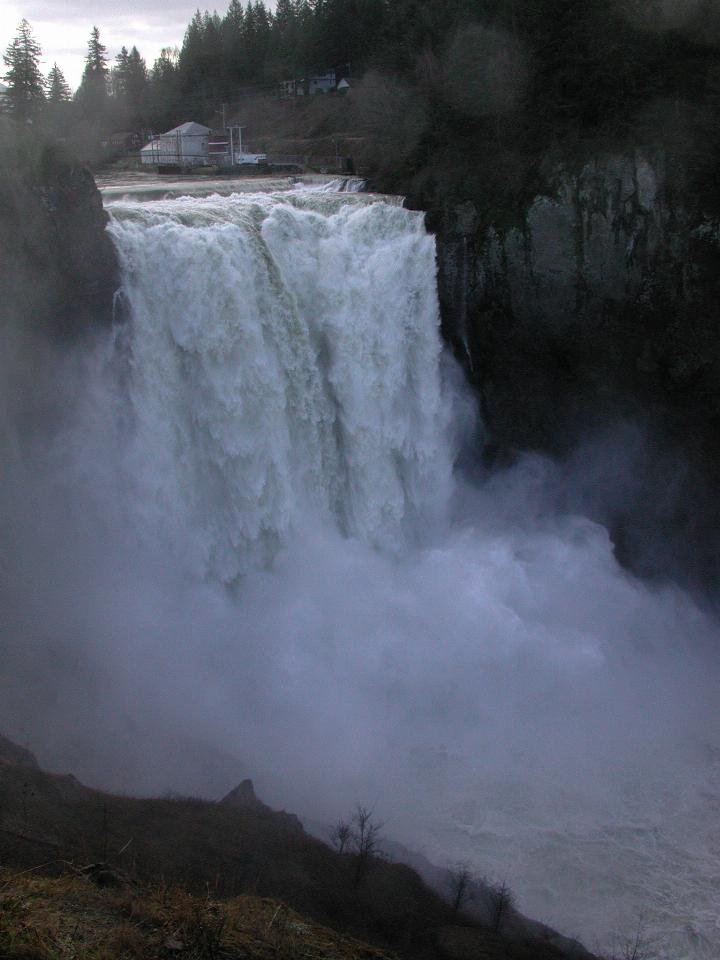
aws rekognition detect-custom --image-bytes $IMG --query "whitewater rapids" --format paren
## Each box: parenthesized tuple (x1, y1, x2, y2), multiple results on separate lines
(2, 186, 719, 958)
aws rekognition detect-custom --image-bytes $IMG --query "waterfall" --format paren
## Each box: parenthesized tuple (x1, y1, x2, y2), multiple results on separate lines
(108, 192, 452, 580)
(2, 184, 720, 960)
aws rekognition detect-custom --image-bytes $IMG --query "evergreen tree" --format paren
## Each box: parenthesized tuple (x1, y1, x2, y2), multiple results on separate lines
(47, 62, 72, 103)
(243, 1, 272, 79)
(109, 45, 147, 127)
(111, 45, 130, 100)
(76, 26, 109, 122)
(125, 47, 148, 125)
(2, 19, 45, 122)
(179, 9, 225, 105)
(178, 10, 206, 91)
(45, 61, 74, 131)
(148, 47, 180, 129)
(222, 0, 245, 86)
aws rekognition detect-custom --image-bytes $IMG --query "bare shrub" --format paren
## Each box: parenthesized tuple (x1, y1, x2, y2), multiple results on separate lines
(446, 860, 476, 915)
(329, 817, 352, 855)
(608, 917, 654, 960)
(350, 805, 383, 887)
(488, 877, 515, 934)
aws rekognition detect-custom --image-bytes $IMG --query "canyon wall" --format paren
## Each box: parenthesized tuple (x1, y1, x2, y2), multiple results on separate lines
(418, 151, 720, 584)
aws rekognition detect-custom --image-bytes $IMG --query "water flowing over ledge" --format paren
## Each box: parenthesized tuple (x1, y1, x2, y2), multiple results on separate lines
(2, 184, 720, 959)
(107, 191, 451, 580)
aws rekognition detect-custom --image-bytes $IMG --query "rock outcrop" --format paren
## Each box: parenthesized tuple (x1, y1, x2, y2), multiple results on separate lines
(0, 122, 118, 339)
(221, 778, 304, 832)
(432, 152, 720, 446)
(221, 777, 263, 809)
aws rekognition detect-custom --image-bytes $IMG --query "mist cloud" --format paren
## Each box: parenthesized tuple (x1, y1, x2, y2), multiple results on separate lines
(1, 192, 718, 957)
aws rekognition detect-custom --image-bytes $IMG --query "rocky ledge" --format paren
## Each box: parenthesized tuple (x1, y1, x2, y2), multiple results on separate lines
(0, 121, 118, 339)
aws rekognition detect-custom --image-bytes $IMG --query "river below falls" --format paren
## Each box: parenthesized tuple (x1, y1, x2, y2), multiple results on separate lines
(1, 177, 718, 959)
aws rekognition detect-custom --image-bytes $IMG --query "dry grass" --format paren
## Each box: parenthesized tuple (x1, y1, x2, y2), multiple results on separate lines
(0, 868, 398, 960)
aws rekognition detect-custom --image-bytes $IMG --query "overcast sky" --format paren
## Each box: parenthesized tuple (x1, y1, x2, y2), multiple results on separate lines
(1, 0, 205, 89)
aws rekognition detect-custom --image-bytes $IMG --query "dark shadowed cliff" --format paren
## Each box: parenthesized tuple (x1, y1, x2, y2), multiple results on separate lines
(358, 2, 720, 588)
(402, 147, 720, 588)
(0, 120, 117, 340)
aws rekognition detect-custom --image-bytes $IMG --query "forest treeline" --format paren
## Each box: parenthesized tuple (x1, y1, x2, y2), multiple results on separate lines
(4, 1, 720, 205)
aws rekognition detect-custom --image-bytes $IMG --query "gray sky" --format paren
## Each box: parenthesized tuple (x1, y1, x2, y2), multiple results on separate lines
(1, 0, 203, 89)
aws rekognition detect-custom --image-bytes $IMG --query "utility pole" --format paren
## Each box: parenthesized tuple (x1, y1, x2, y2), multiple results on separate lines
(227, 125, 245, 164)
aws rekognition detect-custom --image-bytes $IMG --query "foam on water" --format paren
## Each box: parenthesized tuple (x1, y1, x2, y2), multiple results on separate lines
(107, 191, 450, 578)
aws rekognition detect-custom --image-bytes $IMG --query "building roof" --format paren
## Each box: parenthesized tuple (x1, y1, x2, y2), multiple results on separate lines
(141, 121, 212, 154)
(165, 121, 211, 136)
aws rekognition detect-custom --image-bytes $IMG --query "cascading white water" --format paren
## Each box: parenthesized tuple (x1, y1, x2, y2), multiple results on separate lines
(108, 193, 452, 580)
(3, 184, 720, 960)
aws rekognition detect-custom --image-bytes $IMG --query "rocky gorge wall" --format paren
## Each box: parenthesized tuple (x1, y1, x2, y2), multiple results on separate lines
(0, 125, 118, 465)
(422, 152, 720, 586)
(0, 126, 118, 341)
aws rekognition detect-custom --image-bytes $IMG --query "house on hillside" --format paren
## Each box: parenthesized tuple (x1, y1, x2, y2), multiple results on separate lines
(280, 71, 337, 97)
(308, 71, 336, 94)
(140, 121, 211, 168)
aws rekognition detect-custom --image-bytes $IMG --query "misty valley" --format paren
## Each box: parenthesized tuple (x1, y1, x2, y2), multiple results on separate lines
(1, 172, 719, 960)
(5, 5, 720, 952)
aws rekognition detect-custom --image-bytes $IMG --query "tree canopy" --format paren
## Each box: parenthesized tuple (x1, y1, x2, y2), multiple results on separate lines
(3, 19, 45, 122)
(76, 26, 109, 120)
(4, 0, 720, 204)
(47, 63, 72, 104)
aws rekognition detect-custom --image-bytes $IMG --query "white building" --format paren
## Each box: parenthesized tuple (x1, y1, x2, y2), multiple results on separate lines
(308, 71, 336, 94)
(280, 71, 337, 97)
(140, 122, 211, 168)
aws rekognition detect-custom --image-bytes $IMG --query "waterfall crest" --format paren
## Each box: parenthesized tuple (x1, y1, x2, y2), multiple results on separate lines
(108, 193, 452, 580)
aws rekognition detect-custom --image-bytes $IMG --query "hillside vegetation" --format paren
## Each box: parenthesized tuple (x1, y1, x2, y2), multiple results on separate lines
(8, 1, 720, 208)
(0, 871, 397, 960)
(0, 735, 594, 960)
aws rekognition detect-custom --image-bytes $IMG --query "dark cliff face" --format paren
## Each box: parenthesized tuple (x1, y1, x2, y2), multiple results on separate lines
(410, 152, 720, 588)
(0, 125, 118, 339)
(429, 153, 720, 448)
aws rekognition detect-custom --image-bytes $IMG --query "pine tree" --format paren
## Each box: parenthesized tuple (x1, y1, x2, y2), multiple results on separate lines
(111, 46, 130, 100)
(45, 61, 74, 131)
(244, 1, 271, 79)
(86, 26, 108, 75)
(148, 47, 180, 129)
(47, 62, 71, 103)
(76, 26, 109, 122)
(271, 0, 299, 78)
(2, 19, 46, 122)
(110, 46, 148, 126)
(125, 47, 148, 123)
(222, 0, 245, 87)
